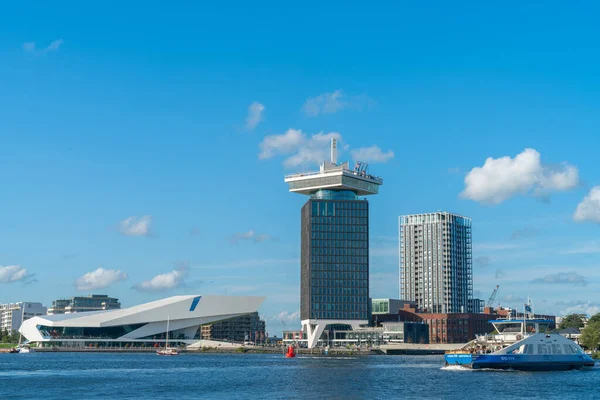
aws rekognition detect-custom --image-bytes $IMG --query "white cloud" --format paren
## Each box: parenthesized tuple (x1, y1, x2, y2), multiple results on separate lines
(245, 102, 264, 130)
(574, 186, 600, 224)
(259, 130, 392, 168)
(75, 268, 128, 291)
(557, 301, 600, 317)
(259, 129, 305, 159)
(277, 310, 300, 324)
(0, 265, 33, 283)
(561, 241, 600, 255)
(303, 90, 345, 117)
(23, 39, 64, 56)
(229, 230, 274, 244)
(259, 129, 341, 167)
(350, 145, 394, 163)
(302, 90, 373, 117)
(531, 272, 589, 286)
(118, 215, 152, 237)
(268, 310, 300, 325)
(461, 148, 579, 204)
(133, 267, 188, 292)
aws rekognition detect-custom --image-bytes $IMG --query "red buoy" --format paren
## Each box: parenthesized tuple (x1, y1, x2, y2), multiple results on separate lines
(285, 345, 296, 358)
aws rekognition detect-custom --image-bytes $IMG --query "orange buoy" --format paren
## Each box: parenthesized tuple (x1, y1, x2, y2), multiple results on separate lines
(285, 345, 296, 358)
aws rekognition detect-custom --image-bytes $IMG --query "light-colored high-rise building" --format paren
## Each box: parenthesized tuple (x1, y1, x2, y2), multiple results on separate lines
(0, 302, 47, 333)
(399, 211, 472, 313)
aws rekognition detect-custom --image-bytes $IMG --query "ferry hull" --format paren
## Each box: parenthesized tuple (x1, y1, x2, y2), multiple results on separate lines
(444, 353, 473, 366)
(472, 354, 595, 371)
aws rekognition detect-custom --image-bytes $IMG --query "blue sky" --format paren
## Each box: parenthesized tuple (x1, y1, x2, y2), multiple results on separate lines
(2, 2, 600, 334)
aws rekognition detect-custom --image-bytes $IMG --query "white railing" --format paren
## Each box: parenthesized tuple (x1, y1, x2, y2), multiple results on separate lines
(285, 168, 383, 183)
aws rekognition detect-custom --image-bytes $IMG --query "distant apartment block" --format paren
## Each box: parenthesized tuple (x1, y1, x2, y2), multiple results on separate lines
(48, 295, 120, 315)
(0, 302, 47, 332)
(400, 211, 473, 313)
(200, 312, 266, 343)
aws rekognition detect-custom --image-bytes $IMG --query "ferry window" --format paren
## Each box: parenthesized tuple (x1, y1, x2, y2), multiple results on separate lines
(563, 344, 573, 354)
(553, 344, 562, 355)
(538, 344, 547, 354)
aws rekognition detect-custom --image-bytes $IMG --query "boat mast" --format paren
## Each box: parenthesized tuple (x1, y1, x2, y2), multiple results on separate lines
(166, 316, 169, 349)
(523, 302, 527, 336)
(18, 303, 25, 346)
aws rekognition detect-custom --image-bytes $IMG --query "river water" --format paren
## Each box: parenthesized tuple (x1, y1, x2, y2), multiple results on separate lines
(0, 352, 597, 399)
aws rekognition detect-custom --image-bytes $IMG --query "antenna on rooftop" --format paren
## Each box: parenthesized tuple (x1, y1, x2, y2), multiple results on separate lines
(330, 137, 337, 164)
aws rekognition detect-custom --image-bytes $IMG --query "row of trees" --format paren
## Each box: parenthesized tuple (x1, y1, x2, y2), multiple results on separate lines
(558, 313, 600, 351)
(1, 329, 20, 343)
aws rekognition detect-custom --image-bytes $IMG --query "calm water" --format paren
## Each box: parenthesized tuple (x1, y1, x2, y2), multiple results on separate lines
(0, 352, 598, 399)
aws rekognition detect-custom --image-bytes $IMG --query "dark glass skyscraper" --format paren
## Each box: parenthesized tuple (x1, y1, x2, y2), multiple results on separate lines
(301, 194, 369, 321)
(285, 138, 382, 348)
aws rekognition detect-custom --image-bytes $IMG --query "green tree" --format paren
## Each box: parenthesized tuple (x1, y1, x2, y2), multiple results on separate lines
(1, 328, 9, 342)
(587, 313, 600, 326)
(559, 314, 585, 330)
(9, 330, 20, 344)
(580, 321, 600, 351)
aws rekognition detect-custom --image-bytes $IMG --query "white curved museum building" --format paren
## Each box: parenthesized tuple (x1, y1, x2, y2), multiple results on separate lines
(19, 295, 265, 348)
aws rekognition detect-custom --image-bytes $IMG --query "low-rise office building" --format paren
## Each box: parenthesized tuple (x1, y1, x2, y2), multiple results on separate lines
(0, 302, 47, 333)
(200, 312, 266, 343)
(283, 321, 429, 347)
(333, 322, 429, 346)
(48, 295, 121, 314)
(371, 298, 417, 315)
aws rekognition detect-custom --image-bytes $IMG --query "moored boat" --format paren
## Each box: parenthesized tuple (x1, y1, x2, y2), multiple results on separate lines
(157, 347, 179, 356)
(156, 316, 179, 356)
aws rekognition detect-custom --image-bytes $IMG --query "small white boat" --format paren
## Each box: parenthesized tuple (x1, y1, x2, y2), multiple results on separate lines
(157, 316, 179, 356)
(17, 346, 33, 353)
(16, 329, 34, 353)
(157, 347, 179, 356)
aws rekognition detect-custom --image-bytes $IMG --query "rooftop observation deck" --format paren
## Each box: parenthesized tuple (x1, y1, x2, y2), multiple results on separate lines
(284, 161, 383, 196)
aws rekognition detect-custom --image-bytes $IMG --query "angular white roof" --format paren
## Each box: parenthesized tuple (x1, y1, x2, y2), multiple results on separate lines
(19, 294, 266, 342)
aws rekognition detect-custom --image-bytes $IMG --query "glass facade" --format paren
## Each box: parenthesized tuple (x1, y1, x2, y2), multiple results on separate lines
(371, 299, 390, 314)
(300, 195, 369, 321)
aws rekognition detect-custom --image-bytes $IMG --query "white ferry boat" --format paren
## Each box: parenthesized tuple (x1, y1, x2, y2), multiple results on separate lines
(445, 317, 595, 371)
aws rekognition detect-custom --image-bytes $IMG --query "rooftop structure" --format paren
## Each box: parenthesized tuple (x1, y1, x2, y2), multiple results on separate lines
(48, 294, 121, 315)
(285, 138, 383, 349)
(19, 295, 265, 348)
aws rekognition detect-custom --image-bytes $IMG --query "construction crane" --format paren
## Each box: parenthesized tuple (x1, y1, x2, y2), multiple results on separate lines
(486, 285, 500, 308)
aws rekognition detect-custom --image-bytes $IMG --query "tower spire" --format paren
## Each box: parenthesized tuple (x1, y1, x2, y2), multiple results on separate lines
(330, 137, 337, 165)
